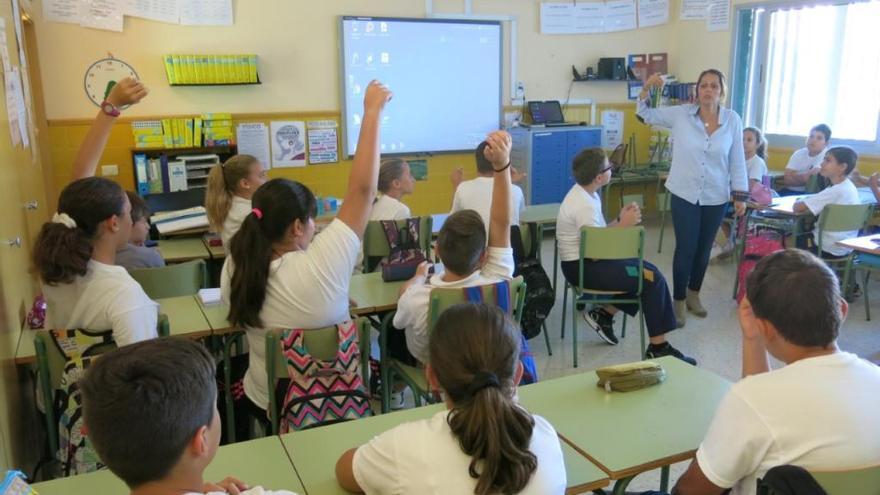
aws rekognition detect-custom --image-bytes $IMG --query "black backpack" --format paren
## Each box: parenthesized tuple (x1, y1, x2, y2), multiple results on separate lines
(511, 224, 555, 340)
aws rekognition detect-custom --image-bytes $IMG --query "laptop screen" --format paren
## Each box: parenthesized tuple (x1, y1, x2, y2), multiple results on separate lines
(528, 101, 565, 124)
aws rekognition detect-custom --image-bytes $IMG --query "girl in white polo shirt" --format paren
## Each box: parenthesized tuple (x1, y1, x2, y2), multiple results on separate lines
(33, 177, 158, 346)
(336, 303, 567, 495)
(221, 81, 392, 430)
(205, 154, 268, 247)
(372, 158, 415, 220)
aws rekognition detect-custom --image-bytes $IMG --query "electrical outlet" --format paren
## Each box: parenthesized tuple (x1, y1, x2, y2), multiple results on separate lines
(515, 81, 525, 99)
(101, 164, 119, 176)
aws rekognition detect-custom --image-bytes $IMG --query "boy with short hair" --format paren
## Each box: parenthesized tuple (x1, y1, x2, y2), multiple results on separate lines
(780, 124, 831, 195)
(673, 249, 880, 495)
(394, 130, 515, 364)
(450, 139, 525, 229)
(115, 191, 165, 270)
(80, 338, 298, 495)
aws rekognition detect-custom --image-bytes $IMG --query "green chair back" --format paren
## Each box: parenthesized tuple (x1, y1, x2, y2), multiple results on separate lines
(362, 217, 433, 272)
(265, 319, 372, 434)
(129, 259, 208, 299)
(805, 174, 823, 194)
(813, 465, 880, 495)
(580, 226, 644, 261)
(621, 194, 645, 208)
(816, 203, 873, 253)
(428, 276, 526, 332)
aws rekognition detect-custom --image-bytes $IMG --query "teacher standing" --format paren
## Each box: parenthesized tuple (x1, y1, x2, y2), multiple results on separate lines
(636, 69, 748, 327)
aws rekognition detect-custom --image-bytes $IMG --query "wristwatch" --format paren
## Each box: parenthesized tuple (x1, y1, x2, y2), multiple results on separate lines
(100, 101, 121, 117)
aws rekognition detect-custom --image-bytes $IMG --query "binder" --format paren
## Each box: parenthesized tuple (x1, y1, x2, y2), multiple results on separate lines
(193, 118, 203, 147)
(134, 154, 150, 195)
(160, 155, 170, 192)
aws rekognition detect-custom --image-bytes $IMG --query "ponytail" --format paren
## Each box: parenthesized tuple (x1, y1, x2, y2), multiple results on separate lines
(206, 154, 259, 231)
(429, 303, 537, 495)
(32, 178, 125, 285)
(227, 178, 316, 328)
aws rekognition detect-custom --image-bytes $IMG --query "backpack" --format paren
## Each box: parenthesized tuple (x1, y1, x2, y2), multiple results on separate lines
(278, 321, 372, 432)
(462, 282, 538, 385)
(51, 328, 116, 476)
(379, 218, 427, 282)
(736, 219, 784, 303)
(511, 224, 555, 340)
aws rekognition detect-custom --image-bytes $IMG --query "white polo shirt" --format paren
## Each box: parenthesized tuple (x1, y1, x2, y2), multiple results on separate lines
(784, 148, 826, 192)
(222, 195, 252, 247)
(556, 185, 606, 262)
(451, 177, 525, 228)
(802, 178, 861, 256)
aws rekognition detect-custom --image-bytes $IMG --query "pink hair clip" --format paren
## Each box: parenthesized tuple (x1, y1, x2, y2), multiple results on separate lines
(252, 208, 263, 219)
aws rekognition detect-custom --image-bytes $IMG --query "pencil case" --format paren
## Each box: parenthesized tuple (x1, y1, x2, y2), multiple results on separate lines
(596, 360, 666, 392)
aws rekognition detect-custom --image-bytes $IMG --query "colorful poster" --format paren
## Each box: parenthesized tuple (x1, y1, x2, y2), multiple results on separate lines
(307, 120, 338, 165)
(270, 120, 306, 168)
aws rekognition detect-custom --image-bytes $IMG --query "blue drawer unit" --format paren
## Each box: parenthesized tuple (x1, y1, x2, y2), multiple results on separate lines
(510, 125, 603, 205)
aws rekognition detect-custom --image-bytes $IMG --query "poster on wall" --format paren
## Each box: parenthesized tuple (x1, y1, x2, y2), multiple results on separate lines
(601, 110, 624, 149)
(236, 123, 271, 170)
(307, 120, 338, 165)
(270, 120, 306, 168)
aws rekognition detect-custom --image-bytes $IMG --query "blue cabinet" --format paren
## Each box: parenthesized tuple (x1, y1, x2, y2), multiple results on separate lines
(510, 126, 602, 205)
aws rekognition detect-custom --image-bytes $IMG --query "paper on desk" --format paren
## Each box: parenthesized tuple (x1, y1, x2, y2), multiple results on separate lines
(42, 0, 81, 24)
(179, 0, 232, 26)
(236, 123, 271, 170)
(638, 0, 669, 28)
(124, 0, 179, 24)
(198, 288, 222, 306)
(79, 0, 124, 32)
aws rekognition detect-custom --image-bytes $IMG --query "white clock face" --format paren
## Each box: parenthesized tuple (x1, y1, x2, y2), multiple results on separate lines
(84, 58, 138, 107)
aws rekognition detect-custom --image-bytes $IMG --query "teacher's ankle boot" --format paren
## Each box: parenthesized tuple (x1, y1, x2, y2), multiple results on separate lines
(674, 299, 686, 328)
(686, 289, 708, 317)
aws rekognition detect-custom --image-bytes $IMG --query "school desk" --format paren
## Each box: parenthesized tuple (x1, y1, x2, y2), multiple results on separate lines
(521, 202, 562, 225)
(202, 236, 226, 259)
(31, 436, 306, 495)
(279, 402, 609, 495)
(838, 233, 880, 255)
(157, 237, 212, 263)
(517, 356, 732, 495)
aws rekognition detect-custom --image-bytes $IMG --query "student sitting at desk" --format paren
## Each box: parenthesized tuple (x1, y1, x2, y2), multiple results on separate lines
(206, 154, 268, 247)
(116, 191, 165, 270)
(673, 249, 880, 495)
(779, 124, 831, 196)
(372, 158, 415, 220)
(81, 338, 298, 495)
(336, 303, 566, 494)
(792, 146, 861, 258)
(450, 140, 525, 229)
(556, 148, 695, 364)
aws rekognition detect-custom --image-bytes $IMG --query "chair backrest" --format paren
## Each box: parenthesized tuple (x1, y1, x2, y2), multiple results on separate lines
(129, 259, 208, 299)
(427, 276, 526, 333)
(362, 217, 433, 272)
(818, 203, 873, 234)
(265, 318, 371, 433)
(579, 226, 644, 260)
(812, 465, 880, 495)
(805, 174, 825, 194)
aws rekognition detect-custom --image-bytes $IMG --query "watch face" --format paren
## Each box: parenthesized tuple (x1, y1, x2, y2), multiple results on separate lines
(84, 58, 138, 108)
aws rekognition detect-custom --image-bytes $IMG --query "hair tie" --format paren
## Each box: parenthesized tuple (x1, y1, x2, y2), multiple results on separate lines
(51, 212, 77, 229)
(466, 371, 500, 397)
(251, 208, 263, 219)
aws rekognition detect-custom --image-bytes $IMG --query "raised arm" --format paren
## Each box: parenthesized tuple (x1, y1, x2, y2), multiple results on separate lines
(336, 80, 392, 239)
(485, 130, 512, 249)
(72, 77, 148, 179)
(635, 73, 677, 129)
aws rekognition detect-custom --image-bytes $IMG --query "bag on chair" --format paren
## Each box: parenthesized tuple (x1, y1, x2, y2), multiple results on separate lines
(511, 224, 555, 340)
(736, 219, 784, 303)
(380, 218, 427, 282)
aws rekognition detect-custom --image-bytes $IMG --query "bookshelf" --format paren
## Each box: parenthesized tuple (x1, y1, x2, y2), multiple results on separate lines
(131, 145, 238, 196)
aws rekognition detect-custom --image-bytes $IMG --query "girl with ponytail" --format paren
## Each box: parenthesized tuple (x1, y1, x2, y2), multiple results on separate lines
(336, 303, 566, 494)
(205, 154, 268, 247)
(32, 177, 158, 345)
(220, 81, 393, 425)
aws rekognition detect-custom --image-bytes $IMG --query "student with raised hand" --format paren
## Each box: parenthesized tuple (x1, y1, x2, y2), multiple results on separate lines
(673, 249, 880, 495)
(220, 80, 392, 428)
(450, 140, 526, 229)
(72, 77, 149, 180)
(81, 338, 299, 495)
(336, 303, 566, 494)
(205, 154, 268, 247)
(32, 178, 158, 345)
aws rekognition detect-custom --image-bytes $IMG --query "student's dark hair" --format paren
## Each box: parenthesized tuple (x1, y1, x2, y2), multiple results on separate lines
(437, 210, 486, 275)
(430, 303, 537, 495)
(377, 158, 408, 193)
(696, 68, 727, 100)
(811, 124, 832, 142)
(825, 146, 858, 175)
(746, 249, 841, 347)
(206, 154, 259, 231)
(571, 147, 608, 186)
(80, 338, 216, 489)
(475, 141, 493, 174)
(744, 126, 767, 160)
(125, 190, 150, 224)
(227, 178, 316, 328)
(32, 177, 126, 285)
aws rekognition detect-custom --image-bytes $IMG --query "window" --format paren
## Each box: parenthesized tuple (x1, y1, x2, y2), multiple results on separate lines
(732, 1, 880, 150)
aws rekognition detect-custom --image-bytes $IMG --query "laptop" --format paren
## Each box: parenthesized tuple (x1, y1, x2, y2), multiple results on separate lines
(526, 101, 580, 127)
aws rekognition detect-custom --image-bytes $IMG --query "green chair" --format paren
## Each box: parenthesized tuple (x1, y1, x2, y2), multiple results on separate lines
(129, 259, 208, 299)
(264, 318, 371, 435)
(757, 465, 880, 495)
(35, 315, 170, 460)
(845, 252, 880, 320)
(656, 177, 671, 254)
(378, 277, 526, 413)
(560, 226, 647, 368)
(519, 222, 553, 356)
(362, 217, 433, 273)
(810, 203, 873, 297)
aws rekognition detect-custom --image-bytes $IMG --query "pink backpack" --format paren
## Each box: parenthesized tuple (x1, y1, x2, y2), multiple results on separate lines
(736, 220, 784, 302)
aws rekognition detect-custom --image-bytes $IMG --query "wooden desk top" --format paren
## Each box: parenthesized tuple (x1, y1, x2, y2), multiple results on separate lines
(157, 237, 212, 263)
(838, 234, 880, 255)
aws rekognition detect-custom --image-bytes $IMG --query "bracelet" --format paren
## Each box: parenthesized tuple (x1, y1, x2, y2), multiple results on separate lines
(493, 162, 511, 173)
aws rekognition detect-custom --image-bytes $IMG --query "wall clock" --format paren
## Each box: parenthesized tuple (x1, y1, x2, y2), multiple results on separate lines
(84, 55, 138, 107)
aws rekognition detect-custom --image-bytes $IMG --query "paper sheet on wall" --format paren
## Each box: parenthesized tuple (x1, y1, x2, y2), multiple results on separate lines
(179, 0, 232, 26)
(79, 0, 124, 32)
(6, 67, 28, 148)
(0, 21, 10, 73)
(604, 0, 637, 32)
(601, 110, 624, 149)
(680, 0, 709, 20)
(540, 3, 576, 34)
(43, 0, 81, 24)
(707, 0, 730, 31)
(235, 123, 271, 170)
(307, 120, 338, 165)
(573, 3, 605, 34)
(124, 0, 179, 24)
(638, 0, 669, 27)
(270, 121, 306, 168)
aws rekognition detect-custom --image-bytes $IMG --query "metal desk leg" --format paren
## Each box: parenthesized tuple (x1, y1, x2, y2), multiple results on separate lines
(660, 465, 670, 492)
(611, 475, 635, 495)
(553, 237, 559, 299)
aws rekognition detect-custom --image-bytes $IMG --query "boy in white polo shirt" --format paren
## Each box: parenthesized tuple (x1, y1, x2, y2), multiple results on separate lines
(673, 249, 880, 495)
(779, 124, 831, 196)
(450, 140, 525, 229)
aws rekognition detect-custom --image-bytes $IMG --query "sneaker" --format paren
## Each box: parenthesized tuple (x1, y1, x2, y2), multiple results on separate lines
(645, 342, 697, 366)
(389, 390, 407, 410)
(582, 308, 618, 345)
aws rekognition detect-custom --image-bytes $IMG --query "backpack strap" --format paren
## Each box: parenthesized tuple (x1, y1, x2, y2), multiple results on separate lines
(404, 217, 421, 251)
(380, 220, 402, 254)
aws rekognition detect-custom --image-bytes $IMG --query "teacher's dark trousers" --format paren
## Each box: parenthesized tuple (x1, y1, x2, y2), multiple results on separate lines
(670, 194, 727, 300)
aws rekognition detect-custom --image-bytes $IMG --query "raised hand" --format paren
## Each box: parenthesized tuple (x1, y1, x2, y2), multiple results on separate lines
(105, 77, 148, 108)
